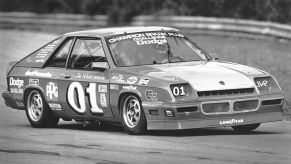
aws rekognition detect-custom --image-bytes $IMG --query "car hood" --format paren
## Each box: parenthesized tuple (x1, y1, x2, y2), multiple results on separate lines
(126, 61, 266, 91)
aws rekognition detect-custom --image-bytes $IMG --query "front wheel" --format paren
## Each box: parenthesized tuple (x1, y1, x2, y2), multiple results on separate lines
(231, 123, 261, 133)
(25, 90, 59, 128)
(121, 95, 147, 135)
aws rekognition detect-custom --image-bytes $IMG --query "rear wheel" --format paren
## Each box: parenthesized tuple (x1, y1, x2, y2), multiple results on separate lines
(25, 90, 59, 128)
(121, 95, 147, 135)
(232, 123, 261, 133)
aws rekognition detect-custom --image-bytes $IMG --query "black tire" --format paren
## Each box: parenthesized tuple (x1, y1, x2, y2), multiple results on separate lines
(120, 95, 147, 135)
(25, 90, 59, 128)
(232, 123, 261, 133)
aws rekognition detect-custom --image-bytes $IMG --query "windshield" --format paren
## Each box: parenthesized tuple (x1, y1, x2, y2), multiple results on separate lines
(106, 31, 208, 67)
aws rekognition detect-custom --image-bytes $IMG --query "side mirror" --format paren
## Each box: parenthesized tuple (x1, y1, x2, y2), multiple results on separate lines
(209, 53, 219, 60)
(91, 62, 109, 70)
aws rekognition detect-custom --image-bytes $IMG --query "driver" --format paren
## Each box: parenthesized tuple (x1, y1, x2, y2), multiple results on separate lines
(88, 41, 105, 57)
(113, 40, 138, 66)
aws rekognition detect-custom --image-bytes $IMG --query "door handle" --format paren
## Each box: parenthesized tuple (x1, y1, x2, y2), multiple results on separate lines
(60, 73, 71, 78)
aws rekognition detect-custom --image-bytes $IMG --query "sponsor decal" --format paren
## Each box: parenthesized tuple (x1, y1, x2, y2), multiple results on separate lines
(111, 75, 125, 83)
(100, 93, 107, 107)
(135, 38, 167, 46)
(25, 58, 33, 63)
(35, 42, 58, 63)
(48, 103, 62, 111)
(138, 78, 150, 86)
(219, 81, 225, 85)
(25, 70, 52, 78)
(9, 77, 24, 94)
(98, 85, 107, 93)
(108, 32, 184, 44)
(122, 85, 137, 90)
(46, 82, 58, 100)
(256, 80, 268, 88)
(110, 84, 119, 90)
(29, 79, 39, 85)
(9, 77, 24, 88)
(127, 76, 138, 84)
(167, 32, 184, 37)
(36, 59, 45, 63)
(219, 119, 244, 125)
(162, 75, 179, 81)
(52, 39, 61, 44)
(74, 73, 105, 81)
(145, 89, 157, 101)
(10, 88, 24, 94)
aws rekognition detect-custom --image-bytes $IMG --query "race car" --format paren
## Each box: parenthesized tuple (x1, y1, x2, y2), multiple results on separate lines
(2, 26, 285, 135)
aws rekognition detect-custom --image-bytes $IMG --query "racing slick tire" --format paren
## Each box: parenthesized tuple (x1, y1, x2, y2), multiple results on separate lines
(120, 94, 147, 135)
(231, 123, 261, 133)
(25, 89, 59, 128)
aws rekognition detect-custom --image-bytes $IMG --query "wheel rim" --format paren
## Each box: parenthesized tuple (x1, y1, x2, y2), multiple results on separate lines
(27, 91, 43, 121)
(123, 96, 141, 128)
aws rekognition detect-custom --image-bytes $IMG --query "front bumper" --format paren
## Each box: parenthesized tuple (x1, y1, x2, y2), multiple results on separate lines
(143, 94, 284, 130)
(146, 111, 283, 130)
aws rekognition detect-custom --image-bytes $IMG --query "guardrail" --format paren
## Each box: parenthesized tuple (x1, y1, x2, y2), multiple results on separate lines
(132, 16, 291, 40)
(0, 12, 107, 27)
(1, 12, 291, 40)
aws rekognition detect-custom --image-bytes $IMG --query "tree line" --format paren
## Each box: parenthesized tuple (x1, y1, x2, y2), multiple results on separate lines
(1, 0, 290, 25)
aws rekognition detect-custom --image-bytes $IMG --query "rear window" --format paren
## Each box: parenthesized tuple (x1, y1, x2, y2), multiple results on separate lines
(15, 37, 63, 68)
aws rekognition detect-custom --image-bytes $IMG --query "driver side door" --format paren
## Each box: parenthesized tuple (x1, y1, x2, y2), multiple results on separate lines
(57, 37, 113, 119)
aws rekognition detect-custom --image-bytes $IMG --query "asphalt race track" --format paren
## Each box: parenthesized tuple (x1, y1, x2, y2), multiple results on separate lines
(0, 30, 290, 164)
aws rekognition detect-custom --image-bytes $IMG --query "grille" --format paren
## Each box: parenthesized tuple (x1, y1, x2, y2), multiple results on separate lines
(176, 106, 199, 113)
(197, 88, 255, 97)
(233, 99, 259, 111)
(202, 102, 230, 114)
(262, 99, 283, 106)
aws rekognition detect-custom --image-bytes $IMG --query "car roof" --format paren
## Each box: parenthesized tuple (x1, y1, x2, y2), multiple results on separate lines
(64, 26, 179, 37)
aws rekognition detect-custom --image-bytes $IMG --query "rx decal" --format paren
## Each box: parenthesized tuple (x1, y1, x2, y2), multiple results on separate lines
(256, 80, 268, 88)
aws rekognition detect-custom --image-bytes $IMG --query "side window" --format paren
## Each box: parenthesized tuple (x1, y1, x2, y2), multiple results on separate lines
(46, 38, 73, 68)
(68, 38, 106, 69)
(16, 37, 62, 68)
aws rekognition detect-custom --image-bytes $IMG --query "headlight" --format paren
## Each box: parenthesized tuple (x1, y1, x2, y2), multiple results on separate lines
(254, 76, 279, 92)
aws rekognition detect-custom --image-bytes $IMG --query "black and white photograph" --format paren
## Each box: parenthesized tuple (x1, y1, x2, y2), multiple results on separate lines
(0, 0, 290, 163)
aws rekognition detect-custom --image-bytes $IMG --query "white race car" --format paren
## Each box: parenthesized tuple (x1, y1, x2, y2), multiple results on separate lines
(2, 26, 285, 134)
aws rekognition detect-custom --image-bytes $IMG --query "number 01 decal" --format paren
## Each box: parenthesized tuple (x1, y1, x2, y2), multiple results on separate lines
(172, 86, 186, 96)
(67, 82, 104, 114)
